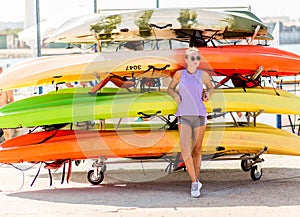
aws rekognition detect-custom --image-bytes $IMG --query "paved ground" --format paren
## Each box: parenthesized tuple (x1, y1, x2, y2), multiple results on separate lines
(0, 155, 300, 217)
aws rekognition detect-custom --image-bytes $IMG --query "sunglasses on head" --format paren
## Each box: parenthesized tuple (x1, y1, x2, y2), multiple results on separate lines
(190, 56, 201, 61)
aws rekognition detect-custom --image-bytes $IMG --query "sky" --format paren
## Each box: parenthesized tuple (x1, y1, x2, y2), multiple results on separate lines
(0, 0, 299, 23)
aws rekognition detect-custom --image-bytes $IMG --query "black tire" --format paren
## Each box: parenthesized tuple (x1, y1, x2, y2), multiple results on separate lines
(241, 159, 252, 172)
(250, 165, 262, 181)
(87, 170, 104, 185)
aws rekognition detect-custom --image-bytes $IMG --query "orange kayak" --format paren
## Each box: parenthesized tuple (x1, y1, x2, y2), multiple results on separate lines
(2, 123, 300, 164)
(0, 130, 180, 163)
(0, 45, 300, 90)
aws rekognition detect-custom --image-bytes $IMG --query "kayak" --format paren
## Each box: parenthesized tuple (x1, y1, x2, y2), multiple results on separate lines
(45, 8, 269, 44)
(0, 87, 300, 128)
(1, 122, 300, 164)
(0, 45, 300, 91)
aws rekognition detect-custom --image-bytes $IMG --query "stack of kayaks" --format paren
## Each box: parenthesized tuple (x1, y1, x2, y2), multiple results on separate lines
(1, 8, 300, 167)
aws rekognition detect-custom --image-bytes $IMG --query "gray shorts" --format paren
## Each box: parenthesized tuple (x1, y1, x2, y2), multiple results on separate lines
(178, 116, 207, 128)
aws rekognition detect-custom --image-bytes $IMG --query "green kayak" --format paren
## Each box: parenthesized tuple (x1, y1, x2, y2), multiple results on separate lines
(1, 87, 300, 128)
(0, 91, 177, 128)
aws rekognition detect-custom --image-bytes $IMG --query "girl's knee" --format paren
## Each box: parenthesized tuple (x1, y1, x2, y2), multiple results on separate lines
(192, 147, 202, 156)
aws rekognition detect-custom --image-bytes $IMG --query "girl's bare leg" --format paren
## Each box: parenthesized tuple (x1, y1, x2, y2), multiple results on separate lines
(192, 125, 206, 179)
(178, 123, 197, 182)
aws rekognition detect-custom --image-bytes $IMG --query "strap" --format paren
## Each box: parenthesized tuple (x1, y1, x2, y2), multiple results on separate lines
(31, 162, 42, 187)
(89, 76, 111, 94)
(38, 130, 58, 144)
(67, 159, 72, 183)
(61, 161, 66, 184)
(48, 169, 53, 186)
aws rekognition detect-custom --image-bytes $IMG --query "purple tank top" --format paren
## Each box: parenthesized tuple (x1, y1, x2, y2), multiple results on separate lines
(176, 69, 206, 117)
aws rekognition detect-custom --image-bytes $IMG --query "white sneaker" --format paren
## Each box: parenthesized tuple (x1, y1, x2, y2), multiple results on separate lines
(198, 180, 203, 192)
(191, 181, 201, 198)
(191, 180, 203, 198)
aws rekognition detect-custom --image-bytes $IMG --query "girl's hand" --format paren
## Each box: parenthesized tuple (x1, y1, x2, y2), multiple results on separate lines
(202, 92, 209, 102)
